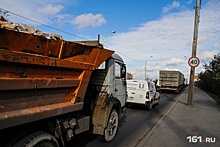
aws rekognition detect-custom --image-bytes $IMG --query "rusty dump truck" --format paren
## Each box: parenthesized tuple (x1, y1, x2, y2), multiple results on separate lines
(0, 18, 127, 146)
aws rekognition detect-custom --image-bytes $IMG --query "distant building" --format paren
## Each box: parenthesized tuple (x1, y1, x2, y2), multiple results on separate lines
(127, 73, 133, 80)
(194, 74, 200, 86)
(194, 75, 199, 82)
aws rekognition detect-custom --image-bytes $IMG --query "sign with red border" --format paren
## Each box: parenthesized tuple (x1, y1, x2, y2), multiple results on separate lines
(188, 56, 200, 67)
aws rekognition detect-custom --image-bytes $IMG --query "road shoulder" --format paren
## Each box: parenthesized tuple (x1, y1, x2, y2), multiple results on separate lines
(137, 87, 220, 147)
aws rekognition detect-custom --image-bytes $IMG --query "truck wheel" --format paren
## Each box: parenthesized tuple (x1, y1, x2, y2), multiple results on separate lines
(13, 131, 59, 147)
(148, 101, 153, 111)
(100, 109, 119, 142)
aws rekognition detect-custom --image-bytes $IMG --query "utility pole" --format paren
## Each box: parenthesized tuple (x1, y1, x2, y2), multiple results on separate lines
(188, 0, 201, 106)
(145, 61, 147, 80)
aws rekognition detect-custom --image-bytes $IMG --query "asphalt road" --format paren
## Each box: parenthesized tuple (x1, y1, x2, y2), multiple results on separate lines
(66, 91, 183, 147)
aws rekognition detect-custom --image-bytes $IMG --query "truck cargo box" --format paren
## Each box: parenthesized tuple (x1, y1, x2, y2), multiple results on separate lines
(0, 28, 114, 129)
(159, 70, 184, 92)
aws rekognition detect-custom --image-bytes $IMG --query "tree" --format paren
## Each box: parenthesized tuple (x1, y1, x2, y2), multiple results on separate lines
(198, 53, 220, 96)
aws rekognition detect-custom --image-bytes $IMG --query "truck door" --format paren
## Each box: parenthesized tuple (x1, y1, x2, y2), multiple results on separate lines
(114, 62, 127, 107)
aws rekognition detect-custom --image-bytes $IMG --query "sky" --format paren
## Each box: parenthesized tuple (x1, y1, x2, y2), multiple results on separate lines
(1, 0, 219, 81)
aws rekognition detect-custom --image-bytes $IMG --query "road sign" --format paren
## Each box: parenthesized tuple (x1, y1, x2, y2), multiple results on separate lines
(188, 56, 200, 67)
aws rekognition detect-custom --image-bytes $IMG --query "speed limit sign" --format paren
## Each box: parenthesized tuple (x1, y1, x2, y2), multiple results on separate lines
(188, 56, 200, 67)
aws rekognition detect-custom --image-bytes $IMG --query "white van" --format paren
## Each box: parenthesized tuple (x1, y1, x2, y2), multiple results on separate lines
(126, 80, 160, 110)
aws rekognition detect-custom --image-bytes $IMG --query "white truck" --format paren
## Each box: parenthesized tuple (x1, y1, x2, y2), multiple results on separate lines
(159, 70, 185, 93)
(126, 80, 160, 110)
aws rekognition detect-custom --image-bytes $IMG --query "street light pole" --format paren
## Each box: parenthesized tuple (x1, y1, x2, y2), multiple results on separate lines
(144, 56, 153, 81)
(102, 30, 116, 46)
(188, 0, 201, 106)
(145, 61, 147, 80)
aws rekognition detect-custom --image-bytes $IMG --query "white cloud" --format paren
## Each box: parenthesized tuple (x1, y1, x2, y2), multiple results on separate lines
(71, 13, 106, 29)
(0, 0, 78, 28)
(198, 35, 210, 42)
(146, 65, 161, 72)
(0, 1, 66, 25)
(166, 58, 186, 66)
(0, 0, 219, 80)
(127, 65, 161, 81)
(37, 4, 64, 15)
(162, 1, 180, 13)
(213, 43, 220, 50)
(108, 0, 220, 80)
(186, 0, 193, 5)
(201, 50, 219, 62)
(110, 10, 195, 66)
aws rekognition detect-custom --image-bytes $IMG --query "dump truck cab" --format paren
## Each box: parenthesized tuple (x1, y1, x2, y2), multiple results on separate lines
(90, 53, 127, 106)
(84, 53, 127, 142)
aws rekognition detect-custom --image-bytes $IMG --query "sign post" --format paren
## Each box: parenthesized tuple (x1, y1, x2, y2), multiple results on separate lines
(188, 0, 201, 106)
(188, 57, 200, 68)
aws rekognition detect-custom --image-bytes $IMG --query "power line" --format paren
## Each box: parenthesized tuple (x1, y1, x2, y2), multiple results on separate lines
(104, 44, 143, 63)
(1, 8, 144, 64)
(116, 51, 143, 63)
(0, 8, 88, 40)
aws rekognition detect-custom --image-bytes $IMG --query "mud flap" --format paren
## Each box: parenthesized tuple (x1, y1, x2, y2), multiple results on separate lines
(92, 93, 113, 135)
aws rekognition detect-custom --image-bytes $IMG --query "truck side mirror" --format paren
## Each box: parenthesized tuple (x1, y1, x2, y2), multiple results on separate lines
(121, 66, 126, 79)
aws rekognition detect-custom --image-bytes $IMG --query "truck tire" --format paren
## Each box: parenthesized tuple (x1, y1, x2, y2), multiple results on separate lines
(99, 109, 119, 142)
(13, 131, 59, 147)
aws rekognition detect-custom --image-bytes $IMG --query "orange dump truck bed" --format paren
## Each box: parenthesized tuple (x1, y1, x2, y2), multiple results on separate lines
(0, 28, 114, 129)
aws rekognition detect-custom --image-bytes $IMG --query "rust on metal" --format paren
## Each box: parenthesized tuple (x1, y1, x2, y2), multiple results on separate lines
(0, 49, 94, 70)
(0, 78, 80, 90)
(0, 102, 84, 129)
(0, 26, 114, 130)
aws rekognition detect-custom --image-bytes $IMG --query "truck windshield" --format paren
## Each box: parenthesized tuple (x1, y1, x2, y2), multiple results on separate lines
(97, 61, 106, 69)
